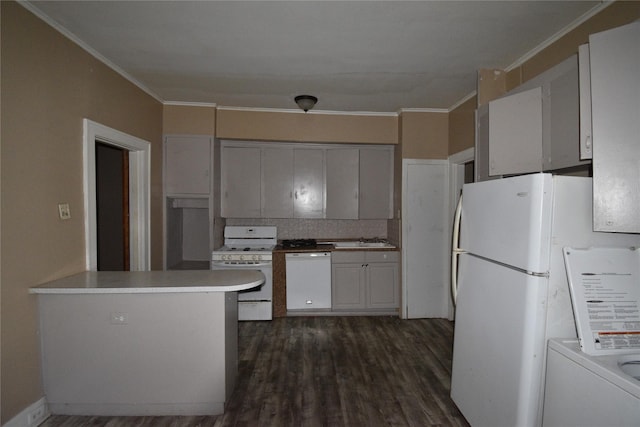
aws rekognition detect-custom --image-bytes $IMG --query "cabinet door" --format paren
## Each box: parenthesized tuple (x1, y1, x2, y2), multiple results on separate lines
(590, 21, 640, 233)
(221, 146, 261, 218)
(542, 55, 589, 171)
(367, 262, 399, 309)
(164, 135, 211, 195)
(332, 263, 366, 310)
(294, 149, 325, 218)
(326, 148, 359, 219)
(262, 147, 293, 218)
(488, 87, 543, 176)
(475, 104, 500, 182)
(359, 148, 393, 219)
(578, 44, 593, 160)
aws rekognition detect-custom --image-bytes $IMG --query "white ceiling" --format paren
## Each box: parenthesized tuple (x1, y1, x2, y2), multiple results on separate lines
(25, 1, 603, 113)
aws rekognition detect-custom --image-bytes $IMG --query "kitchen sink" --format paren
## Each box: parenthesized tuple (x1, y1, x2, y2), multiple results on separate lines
(333, 241, 396, 249)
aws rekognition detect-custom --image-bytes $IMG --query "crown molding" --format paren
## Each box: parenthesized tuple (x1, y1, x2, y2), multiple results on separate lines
(399, 108, 449, 114)
(506, 2, 614, 71)
(163, 101, 218, 108)
(216, 106, 399, 117)
(19, 1, 163, 103)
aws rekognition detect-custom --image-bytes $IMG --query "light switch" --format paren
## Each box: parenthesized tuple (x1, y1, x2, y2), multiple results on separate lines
(58, 203, 71, 220)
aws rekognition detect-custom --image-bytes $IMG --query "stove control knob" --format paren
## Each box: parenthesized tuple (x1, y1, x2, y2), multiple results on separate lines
(252, 254, 259, 261)
(239, 255, 244, 261)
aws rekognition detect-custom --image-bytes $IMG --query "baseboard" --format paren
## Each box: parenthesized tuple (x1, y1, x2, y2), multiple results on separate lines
(5, 397, 50, 427)
(46, 401, 224, 416)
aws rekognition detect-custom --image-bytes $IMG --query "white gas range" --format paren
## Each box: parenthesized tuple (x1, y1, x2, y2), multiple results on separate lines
(211, 226, 276, 321)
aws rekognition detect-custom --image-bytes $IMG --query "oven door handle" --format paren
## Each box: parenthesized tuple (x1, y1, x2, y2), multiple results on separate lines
(211, 262, 272, 268)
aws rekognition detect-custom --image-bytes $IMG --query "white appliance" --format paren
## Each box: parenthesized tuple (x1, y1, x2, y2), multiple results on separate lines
(541, 247, 640, 427)
(211, 226, 276, 321)
(449, 173, 640, 427)
(543, 339, 640, 427)
(286, 252, 332, 311)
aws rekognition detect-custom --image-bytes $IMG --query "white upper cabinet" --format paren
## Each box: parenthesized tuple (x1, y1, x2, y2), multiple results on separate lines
(293, 148, 325, 218)
(326, 146, 394, 219)
(480, 54, 589, 179)
(488, 87, 543, 176)
(221, 145, 261, 218)
(164, 135, 212, 195)
(578, 44, 593, 160)
(326, 148, 359, 219)
(262, 147, 294, 218)
(220, 141, 393, 219)
(359, 148, 393, 219)
(589, 21, 640, 233)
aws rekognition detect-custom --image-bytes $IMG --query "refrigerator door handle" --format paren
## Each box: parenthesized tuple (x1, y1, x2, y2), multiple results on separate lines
(451, 194, 466, 305)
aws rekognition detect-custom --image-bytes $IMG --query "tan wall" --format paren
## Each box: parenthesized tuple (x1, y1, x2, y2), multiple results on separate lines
(216, 108, 398, 144)
(400, 111, 449, 160)
(448, 97, 477, 155)
(0, 2, 163, 422)
(449, 1, 640, 157)
(163, 104, 216, 135)
(508, 2, 640, 89)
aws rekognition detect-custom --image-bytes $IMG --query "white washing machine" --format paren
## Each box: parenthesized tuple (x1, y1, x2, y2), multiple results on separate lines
(543, 338, 640, 427)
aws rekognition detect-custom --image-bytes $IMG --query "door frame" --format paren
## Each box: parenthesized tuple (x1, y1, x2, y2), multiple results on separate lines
(83, 119, 151, 271)
(447, 147, 475, 319)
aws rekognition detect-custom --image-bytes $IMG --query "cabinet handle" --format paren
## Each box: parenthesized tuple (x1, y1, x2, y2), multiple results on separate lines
(294, 191, 298, 200)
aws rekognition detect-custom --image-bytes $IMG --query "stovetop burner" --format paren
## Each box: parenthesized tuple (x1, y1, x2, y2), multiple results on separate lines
(281, 239, 317, 249)
(222, 245, 275, 252)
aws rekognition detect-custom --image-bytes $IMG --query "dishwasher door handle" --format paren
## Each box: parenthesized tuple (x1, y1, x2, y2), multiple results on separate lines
(285, 252, 331, 259)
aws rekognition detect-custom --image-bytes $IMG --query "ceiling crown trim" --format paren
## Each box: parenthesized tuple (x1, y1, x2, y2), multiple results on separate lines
(19, 0, 162, 103)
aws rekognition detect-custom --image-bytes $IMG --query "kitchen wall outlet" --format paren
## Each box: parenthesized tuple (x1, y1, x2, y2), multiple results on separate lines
(110, 312, 128, 325)
(58, 203, 71, 220)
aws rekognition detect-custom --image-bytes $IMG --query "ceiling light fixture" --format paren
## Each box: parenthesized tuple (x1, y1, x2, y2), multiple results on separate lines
(294, 95, 318, 112)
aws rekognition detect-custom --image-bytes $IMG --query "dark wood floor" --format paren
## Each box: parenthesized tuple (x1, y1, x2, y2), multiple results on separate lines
(41, 316, 469, 427)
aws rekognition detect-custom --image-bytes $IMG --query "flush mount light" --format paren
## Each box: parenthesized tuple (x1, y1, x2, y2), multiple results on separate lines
(294, 95, 318, 112)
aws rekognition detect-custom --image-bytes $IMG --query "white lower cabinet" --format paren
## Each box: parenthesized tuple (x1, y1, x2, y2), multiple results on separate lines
(331, 251, 399, 311)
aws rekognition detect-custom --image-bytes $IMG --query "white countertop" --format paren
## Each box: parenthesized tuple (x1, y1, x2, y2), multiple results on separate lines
(29, 270, 265, 294)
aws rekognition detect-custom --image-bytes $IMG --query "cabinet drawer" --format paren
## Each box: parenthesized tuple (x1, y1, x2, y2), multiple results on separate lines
(365, 251, 399, 263)
(331, 251, 365, 263)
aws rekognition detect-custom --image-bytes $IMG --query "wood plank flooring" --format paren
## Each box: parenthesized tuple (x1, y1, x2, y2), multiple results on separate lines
(41, 317, 469, 427)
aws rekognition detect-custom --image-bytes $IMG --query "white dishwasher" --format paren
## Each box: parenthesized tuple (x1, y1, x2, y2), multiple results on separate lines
(286, 252, 332, 310)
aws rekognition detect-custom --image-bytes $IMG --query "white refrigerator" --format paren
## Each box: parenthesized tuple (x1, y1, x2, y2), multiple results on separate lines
(450, 173, 640, 427)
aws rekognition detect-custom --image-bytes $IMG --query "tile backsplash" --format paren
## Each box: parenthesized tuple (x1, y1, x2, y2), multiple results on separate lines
(226, 218, 388, 241)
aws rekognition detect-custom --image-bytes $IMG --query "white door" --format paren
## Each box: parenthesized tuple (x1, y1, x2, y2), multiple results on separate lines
(164, 135, 211, 195)
(325, 148, 359, 219)
(590, 21, 640, 233)
(460, 173, 552, 273)
(488, 87, 543, 176)
(293, 149, 325, 218)
(402, 160, 448, 318)
(221, 146, 261, 218)
(451, 254, 548, 427)
(359, 147, 393, 219)
(262, 147, 294, 218)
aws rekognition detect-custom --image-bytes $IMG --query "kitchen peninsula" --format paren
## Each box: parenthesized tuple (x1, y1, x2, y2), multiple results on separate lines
(30, 270, 264, 416)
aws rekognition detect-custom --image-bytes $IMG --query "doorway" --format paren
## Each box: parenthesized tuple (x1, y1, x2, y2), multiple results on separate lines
(95, 142, 130, 271)
(83, 119, 151, 271)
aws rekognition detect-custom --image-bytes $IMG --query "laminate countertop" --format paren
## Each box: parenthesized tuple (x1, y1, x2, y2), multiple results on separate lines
(274, 243, 399, 253)
(29, 270, 265, 294)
